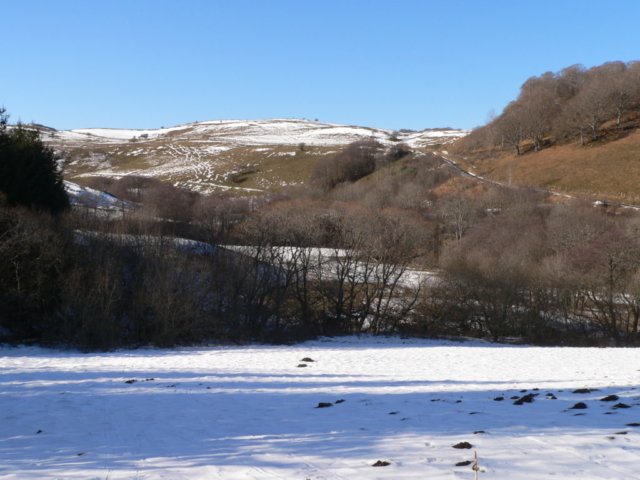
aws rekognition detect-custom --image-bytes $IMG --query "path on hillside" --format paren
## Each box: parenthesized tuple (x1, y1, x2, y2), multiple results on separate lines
(434, 151, 640, 211)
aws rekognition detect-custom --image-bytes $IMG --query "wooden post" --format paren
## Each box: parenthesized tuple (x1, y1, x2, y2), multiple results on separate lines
(473, 450, 479, 480)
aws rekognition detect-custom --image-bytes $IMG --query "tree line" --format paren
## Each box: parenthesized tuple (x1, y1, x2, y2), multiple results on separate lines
(434, 192, 640, 346)
(456, 61, 640, 154)
(0, 198, 430, 349)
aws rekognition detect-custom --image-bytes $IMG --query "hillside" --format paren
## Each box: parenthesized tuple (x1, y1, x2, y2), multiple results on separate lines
(40, 119, 468, 194)
(452, 121, 640, 204)
(451, 61, 640, 204)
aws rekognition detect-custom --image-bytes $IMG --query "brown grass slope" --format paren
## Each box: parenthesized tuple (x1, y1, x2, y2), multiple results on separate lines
(453, 117, 640, 204)
(59, 141, 337, 193)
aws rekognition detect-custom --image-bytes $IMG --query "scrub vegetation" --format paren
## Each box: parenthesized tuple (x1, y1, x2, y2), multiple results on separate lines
(3, 58, 640, 350)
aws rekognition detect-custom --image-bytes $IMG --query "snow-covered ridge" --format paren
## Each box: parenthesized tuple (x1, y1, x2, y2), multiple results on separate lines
(45, 118, 469, 148)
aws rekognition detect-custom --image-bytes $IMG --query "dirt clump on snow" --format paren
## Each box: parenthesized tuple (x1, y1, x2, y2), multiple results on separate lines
(452, 442, 473, 449)
(601, 394, 619, 401)
(573, 388, 598, 394)
(514, 393, 537, 405)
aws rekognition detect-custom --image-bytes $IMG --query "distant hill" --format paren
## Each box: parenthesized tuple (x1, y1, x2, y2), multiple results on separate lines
(40, 118, 468, 194)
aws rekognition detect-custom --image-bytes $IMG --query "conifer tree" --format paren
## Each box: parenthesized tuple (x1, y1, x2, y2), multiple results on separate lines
(0, 109, 69, 214)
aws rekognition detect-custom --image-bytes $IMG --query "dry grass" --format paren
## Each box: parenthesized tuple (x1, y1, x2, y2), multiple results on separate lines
(52, 120, 464, 195)
(62, 141, 337, 193)
(223, 145, 336, 190)
(456, 127, 640, 204)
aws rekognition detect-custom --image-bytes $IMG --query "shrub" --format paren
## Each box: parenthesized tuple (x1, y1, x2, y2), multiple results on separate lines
(311, 139, 384, 190)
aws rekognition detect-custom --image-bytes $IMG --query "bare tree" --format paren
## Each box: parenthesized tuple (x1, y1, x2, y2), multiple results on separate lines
(607, 63, 640, 125)
(361, 209, 427, 333)
(519, 73, 559, 151)
(497, 103, 527, 155)
(555, 64, 587, 101)
(570, 229, 640, 345)
(574, 79, 611, 141)
(438, 194, 476, 242)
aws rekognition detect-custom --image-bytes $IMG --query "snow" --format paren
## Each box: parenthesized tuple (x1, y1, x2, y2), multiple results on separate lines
(64, 181, 131, 210)
(76, 231, 217, 255)
(224, 245, 437, 288)
(68, 125, 188, 140)
(2, 336, 640, 479)
(47, 118, 468, 149)
(48, 119, 469, 194)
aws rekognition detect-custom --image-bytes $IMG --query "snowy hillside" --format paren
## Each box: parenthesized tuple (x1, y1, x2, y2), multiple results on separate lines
(2, 336, 639, 479)
(64, 181, 134, 212)
(46, 118, 466, 148)
(43, 119, 468, 193)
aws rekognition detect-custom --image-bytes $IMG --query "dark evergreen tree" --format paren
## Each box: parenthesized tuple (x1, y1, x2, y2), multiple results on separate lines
(0, 110, 69, 214)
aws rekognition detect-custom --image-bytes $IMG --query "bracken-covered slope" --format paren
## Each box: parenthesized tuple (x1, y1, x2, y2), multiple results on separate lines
(451, 121, 640, 204)
(42, 118, 468, 193)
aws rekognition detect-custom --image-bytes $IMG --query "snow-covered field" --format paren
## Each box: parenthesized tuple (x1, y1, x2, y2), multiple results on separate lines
(2, 336, 639, 479)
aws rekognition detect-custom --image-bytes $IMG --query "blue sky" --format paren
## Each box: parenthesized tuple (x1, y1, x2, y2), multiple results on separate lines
(3, 0, 640, 131)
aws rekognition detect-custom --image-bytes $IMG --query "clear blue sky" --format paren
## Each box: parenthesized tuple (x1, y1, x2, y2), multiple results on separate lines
(3, 0, 640, 131)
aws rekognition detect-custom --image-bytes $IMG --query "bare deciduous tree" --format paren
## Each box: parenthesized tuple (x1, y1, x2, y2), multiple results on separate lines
(519, 73, 559, 151)
(438, 194, 476, 242)
(497, 103, 527, 155)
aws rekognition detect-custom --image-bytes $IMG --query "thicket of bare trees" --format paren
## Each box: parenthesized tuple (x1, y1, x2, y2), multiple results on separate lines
(4, 135, 640, 349)
(0, 202, 429, 348)
(311, 139, 410, 190)
(456, 61, 640, 153)
(90, 176, 200, 222)
(0, 141, 443, 349)
(427, 196, 640, 346)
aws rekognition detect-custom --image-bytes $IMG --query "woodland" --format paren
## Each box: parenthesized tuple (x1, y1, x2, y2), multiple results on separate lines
(456, 61, 640, 154)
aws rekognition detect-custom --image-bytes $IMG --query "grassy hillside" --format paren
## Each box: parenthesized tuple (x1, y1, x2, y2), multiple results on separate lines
(451, 61, 640, 204)
(452, 117, 640, 204)
(41, 119, 467, 194)
(62, 143, 337, 193)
